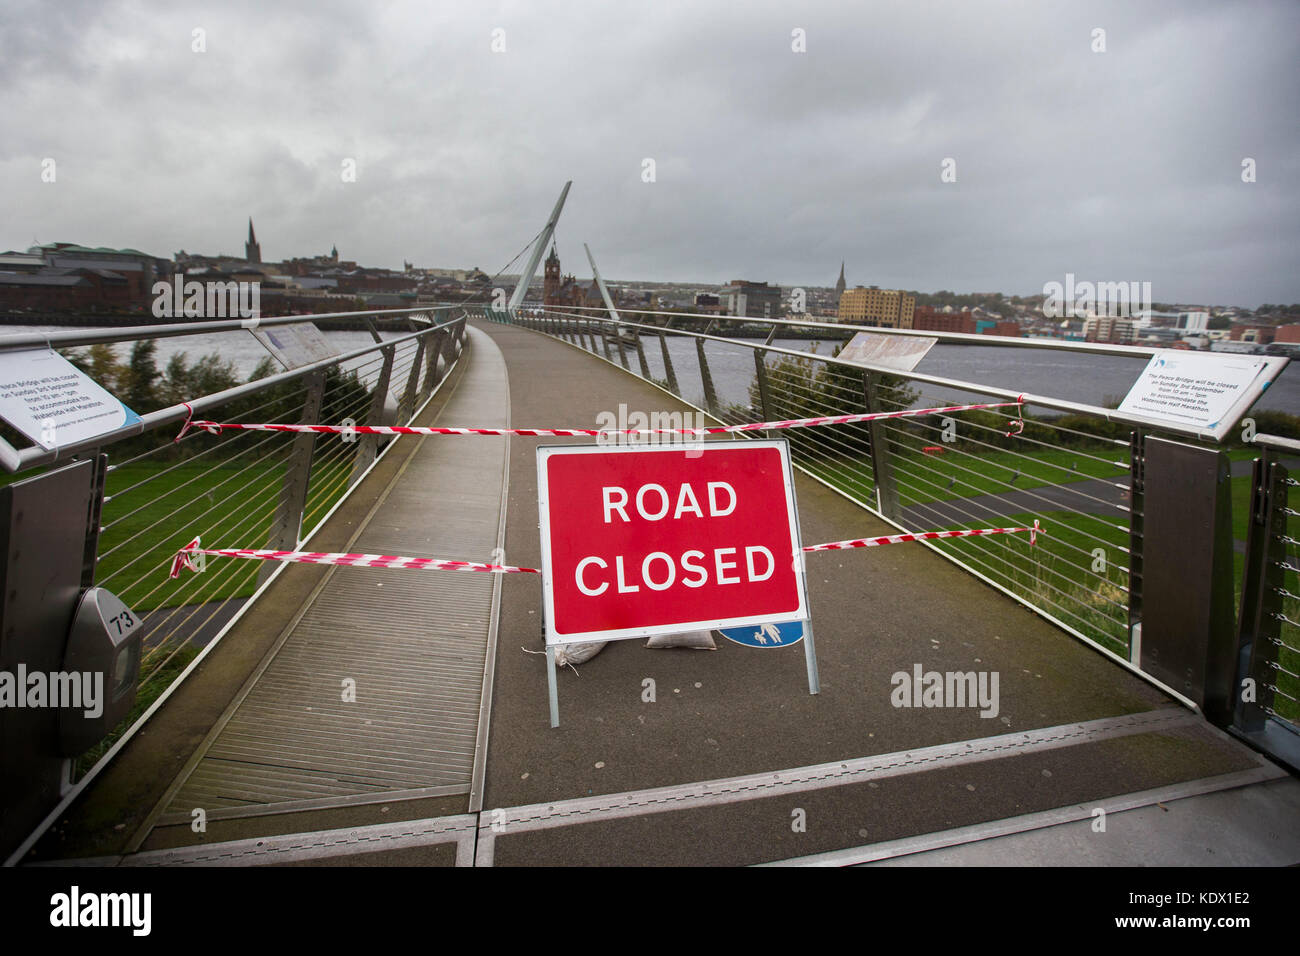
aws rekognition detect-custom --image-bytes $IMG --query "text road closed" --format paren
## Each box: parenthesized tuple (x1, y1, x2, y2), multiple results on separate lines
(537, 441, 808, 643)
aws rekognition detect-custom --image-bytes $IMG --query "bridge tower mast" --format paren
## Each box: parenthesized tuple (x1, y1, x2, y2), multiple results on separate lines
(508, 180, 572, 313)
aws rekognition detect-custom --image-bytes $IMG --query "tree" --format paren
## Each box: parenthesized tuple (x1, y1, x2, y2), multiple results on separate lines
(122, 339, 160, 412)
(749, 343, 917, 462)
(160, 351, 241, 406)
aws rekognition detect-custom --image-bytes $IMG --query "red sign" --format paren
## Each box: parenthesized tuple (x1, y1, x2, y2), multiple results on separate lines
(536, 441, 809, 644)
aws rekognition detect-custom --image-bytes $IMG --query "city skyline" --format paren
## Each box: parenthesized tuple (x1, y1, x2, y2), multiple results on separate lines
(3, 0, 1298, 306)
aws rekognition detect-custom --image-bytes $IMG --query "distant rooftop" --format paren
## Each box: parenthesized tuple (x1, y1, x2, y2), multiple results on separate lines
(28, 242, 157, 258)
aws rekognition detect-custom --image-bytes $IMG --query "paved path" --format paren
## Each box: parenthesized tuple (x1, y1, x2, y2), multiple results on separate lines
(472, 320, 1270, 865)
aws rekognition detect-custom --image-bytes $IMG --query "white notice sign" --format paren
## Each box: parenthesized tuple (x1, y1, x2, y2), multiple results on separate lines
(836, 331, 937, 373)
(1118, 351, 1272, 434)
(0, 349, 140, 450)
(252, 323, 337, 369)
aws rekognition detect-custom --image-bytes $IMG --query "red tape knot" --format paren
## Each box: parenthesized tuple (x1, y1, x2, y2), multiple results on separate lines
(1030, 520, 1040, 546)
(1005, 418, 1025, 438)
(174, 403, 196, 443)
(174, 404, 222, 442)
(169, 536, 203, 578)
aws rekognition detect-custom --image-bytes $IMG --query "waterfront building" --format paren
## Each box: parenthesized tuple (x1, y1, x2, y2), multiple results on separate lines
(837, 286, 915, 328)
(718, 280, 782, 319)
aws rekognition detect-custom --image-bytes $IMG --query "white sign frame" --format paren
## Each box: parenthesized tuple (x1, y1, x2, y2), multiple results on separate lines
(535, 439, 818, 727)
(536, 440, 810, 646)
(1117, 351, 1289, 440)
(252, 323, 338, 369)
(836, 331, 938, 373)
(0, 348, 140, 451)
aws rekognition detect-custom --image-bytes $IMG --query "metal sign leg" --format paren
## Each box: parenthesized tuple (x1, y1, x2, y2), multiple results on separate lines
(802, 620, 820, 695)
(546, 644, 560, 727)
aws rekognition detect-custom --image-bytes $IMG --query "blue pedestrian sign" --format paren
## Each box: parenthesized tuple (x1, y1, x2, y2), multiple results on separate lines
(718, 621, 805, 648)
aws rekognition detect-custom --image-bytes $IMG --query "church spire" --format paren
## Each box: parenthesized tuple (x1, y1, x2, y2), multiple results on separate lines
(835, 261, 846, 297)
(245, 218, 261, 264)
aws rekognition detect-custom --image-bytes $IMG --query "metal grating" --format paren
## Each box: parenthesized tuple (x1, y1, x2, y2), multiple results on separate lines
(165, 327, 509, 815)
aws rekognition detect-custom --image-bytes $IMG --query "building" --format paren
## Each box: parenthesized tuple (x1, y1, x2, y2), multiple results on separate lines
(837, 286, 915, 329)
(1275, 324, 1300, 344)
(693, 292, 722, 314)
(245, 218, 261, 264)
(981, 320, 1022, 337)
(542, 244, 603, 312)
(1083, 315, 1135, 344)
(0, 243, 170, 313)
(913, 306, 975, 334)
(717, 280, 782, 319)
(1228, 325, 1275, 345)
(1176, 311, 1209, 332)
(834, 262, 846, 298)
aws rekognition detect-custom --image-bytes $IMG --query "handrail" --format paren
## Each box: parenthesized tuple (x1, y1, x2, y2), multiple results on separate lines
(0, 304, 455, 352)
(533, 302, 1171, 359)
(1253, 433, 1300, 454)
(0, 309, 467, 473)
(517, 306, 1251, 443)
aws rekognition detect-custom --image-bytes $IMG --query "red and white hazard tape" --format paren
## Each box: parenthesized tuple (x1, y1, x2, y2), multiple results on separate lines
(802, 521, 1040, 552)
(175, 398, 1026, 442)
(168, 521, 1039, 580)
(168, 537, 538, 578)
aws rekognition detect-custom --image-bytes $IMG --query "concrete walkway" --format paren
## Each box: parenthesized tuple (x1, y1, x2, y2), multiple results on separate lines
(473, 320, 1281, 866)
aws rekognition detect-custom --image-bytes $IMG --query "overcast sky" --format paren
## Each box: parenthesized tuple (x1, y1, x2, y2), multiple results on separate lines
(2, 0, 1297, 306)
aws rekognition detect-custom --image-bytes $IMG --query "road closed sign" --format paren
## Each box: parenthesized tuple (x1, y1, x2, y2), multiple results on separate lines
(537, 440, 809, 644)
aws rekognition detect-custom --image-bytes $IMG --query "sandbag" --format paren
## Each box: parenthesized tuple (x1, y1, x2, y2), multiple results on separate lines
(645, 630, 716, 650)
(555, 641, 607, 667)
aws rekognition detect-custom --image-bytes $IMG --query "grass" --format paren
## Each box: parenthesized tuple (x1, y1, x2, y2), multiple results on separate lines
(799, 442, 1128, 509)
(889, 444, 1129, 507)
(96, 439, 360, 612)
(923, 509, 1134, 656)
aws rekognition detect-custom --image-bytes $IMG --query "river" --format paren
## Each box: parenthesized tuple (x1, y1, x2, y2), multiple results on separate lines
(3, 324, 1296, 419)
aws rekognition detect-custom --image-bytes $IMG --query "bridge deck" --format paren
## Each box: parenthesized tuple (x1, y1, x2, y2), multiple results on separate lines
(152, 327, 508, 822)
(27, 320, 1296, 867)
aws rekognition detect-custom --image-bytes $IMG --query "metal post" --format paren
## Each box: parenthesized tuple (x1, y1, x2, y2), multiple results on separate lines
(695, 338, 720, 417)
(658, 330, 679, 394)
(419, 327, 439, 402)
(613, 329, 631, 370)
(349, 343, 395, 487)
(397, 336, 427, 424)
(546, 643, 560, 728)
(863, 372, 901, 521)
(1233, 454, 1288, 733)
(802, 620, 820, 695)
(82, 452, 109, 588)
(633, 334, 651, 379)
(263, 370, 326, 578)
(753, 350, 774, 438)
(1135, 436, 1238, 725)
(1127, 429, 1145, 661)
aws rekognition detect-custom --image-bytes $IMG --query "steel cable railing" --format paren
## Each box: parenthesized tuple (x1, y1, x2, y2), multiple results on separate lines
(0, 307, 467, 778)
(499, 305, 1157, 658)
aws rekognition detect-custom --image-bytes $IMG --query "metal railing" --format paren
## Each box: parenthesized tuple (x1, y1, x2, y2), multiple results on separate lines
(1235, 433, 1300, 768)
(483, 304, 1273, 674)
(0, 305, 468, 776)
